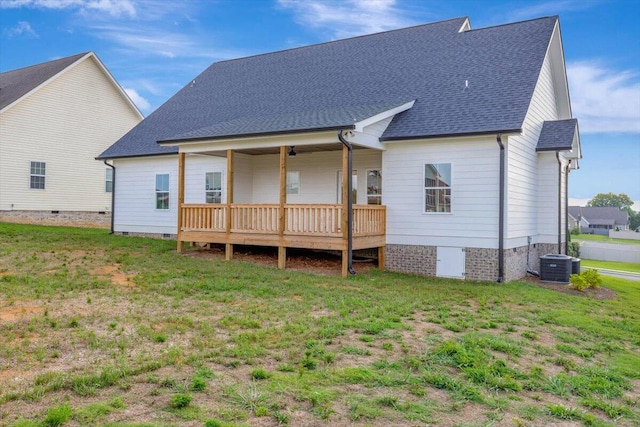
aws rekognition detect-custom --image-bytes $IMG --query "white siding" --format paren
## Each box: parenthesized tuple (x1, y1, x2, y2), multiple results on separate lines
(506, 51, 559, 247)
(113, 156, 179, 234)
(537, 152, 565, 244)
(0, 56, 141, 212)
(183, 154, 227, 203)
(251, 150, 381, 204)
(383, 136, 501, 248)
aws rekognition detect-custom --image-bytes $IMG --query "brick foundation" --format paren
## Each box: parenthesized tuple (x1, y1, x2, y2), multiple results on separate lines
(386, 243, 564, 282)
(0, 210, 111, 229)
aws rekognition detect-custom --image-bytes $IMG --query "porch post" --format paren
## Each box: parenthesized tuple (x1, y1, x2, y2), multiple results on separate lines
(278, 146, 287, 269)
(176, 152, 185, 253)
(225, 149, 234, 260)
(341, 144, 349, 277)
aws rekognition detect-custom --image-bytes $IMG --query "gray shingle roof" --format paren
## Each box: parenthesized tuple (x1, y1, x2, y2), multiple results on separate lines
(536, 119, 578, 151)
(99, 16, 559, 159)
(568, 206, 630, 227)
(0, 52, 88, 111)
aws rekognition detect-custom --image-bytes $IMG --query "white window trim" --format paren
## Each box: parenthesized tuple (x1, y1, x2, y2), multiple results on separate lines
(105, 168, 113, 193)
(29, 161, 46, 190)
(205, 171, 223, 204)
(422, 162, 452, 215)
(155, 173, 170, 211)
(366, 169, 382, 205)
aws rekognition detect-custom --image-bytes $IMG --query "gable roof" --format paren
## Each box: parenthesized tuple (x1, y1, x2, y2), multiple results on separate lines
(99, 16, 560, 160)
(0, 52, 88, 111)
(568, 206, 630, 227)
(0, 52, 143, 119)
(536, 119, 578, 151)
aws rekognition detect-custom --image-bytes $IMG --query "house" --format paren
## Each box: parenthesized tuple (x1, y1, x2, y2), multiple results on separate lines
(98, 16, 581, 281)
(0, 52, 143, 228)
(568, 206, 630, 235)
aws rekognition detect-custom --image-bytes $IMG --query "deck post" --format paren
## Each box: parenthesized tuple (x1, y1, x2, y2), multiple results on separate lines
(341, 144, 349, 277)
(177, 152, 185, 253)
(278, 146, 287, 269)
(225, 149, 234, 261)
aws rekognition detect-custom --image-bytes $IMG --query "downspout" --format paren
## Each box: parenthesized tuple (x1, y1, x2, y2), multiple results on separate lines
(565, 161, 571, 255)
(338, 130, 356, 275)
(104, 160, 115, 234)
(556, 153, 562, 254)
(496, 135, 505, 283)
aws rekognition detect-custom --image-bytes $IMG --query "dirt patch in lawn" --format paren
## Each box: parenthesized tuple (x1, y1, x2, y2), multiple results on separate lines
(90, 264, 137, 287)
(186, 245, 378, 276)
(0, 305, 44, 322)
(521, 275, 616, 300)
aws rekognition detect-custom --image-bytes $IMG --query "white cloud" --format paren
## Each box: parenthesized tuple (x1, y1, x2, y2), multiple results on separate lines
(509, 0, 599, 21)
(277, 0, 415, 38)
(0, 0, 136, 17)
(567, 62, 640, 133)
(3, 20, 38, 38)
(123, 87, 150, 111)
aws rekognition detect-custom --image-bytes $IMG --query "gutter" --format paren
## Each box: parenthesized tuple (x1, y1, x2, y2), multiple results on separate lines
(104, 160, 115, 234)
(565, 161, 571, 255)
(556, 152, 562, 254)
(496, 135, 505, 283)
(338, 130, 356, 276)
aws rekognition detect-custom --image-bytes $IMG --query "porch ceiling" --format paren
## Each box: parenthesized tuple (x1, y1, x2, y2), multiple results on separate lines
(197, 142, 368, 157)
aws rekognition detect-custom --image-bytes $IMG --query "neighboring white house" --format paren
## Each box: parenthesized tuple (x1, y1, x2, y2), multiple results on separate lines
(0, 52, 143, 227)
(98, 16, 581, 281)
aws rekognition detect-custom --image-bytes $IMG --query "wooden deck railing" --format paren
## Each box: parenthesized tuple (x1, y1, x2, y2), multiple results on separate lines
(180, 203, 385, 237)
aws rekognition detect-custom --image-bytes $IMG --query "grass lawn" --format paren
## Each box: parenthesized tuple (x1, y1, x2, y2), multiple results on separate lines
(1, 222, 639, 427)
(574, 233, 640, 245)
(581, 259, 640, 274)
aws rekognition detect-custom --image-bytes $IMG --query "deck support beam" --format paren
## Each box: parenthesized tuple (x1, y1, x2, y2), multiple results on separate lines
(225, 149, 234, 260)
(177, 152, 185, 253)
(278, 146, 287, 269)
(378, 246, 385, 270)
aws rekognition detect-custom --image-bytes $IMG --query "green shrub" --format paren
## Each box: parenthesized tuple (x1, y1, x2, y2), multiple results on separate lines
(570, 227, 581, 235)
(569, 269, 601, 291)
(170, 393, 192, 409)
(569, 274, 587, 291)
(568, 241, 580, 257)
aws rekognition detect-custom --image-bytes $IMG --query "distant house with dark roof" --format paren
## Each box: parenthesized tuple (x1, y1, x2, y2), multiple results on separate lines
(98, 16, 582, 281)
(568, 206, 630, 235)
(0, 52, 143, 227)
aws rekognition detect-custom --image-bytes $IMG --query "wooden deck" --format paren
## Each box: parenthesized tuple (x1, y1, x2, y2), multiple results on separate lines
(178, 203, 386, 251)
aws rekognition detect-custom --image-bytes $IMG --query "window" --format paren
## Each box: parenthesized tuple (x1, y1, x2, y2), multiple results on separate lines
(366, 170, 382, 205)
(155, 173, 170, 209)
(30, 161, 46, 189)
(424, 163, 451, 213)
(205, 172, 222, 203)
(286, 171, 300, 195)
(105, 168, 113, 193)
(337, 170, 357, 204)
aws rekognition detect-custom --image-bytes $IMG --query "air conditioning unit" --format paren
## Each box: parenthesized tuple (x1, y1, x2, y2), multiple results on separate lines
(540, 254, 572, 283)
(571, 257, 581, 275)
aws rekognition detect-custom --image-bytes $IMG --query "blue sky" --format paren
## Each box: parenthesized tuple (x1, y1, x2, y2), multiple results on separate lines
(1, 0, 639, 208)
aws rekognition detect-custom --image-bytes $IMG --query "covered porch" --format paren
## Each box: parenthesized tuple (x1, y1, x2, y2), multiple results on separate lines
(175, 142, 386, 277)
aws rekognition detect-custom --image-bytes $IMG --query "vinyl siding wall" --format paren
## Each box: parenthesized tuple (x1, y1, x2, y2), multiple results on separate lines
(0, 56, 141, 212)
(113, 156, 179, 234)
(506, 52, 559, 247)
(383, 136, 501, 248)
(251, 150, 382, 204)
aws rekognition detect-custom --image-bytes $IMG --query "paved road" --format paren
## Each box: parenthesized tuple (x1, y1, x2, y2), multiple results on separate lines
(581, 267, 640, 282)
